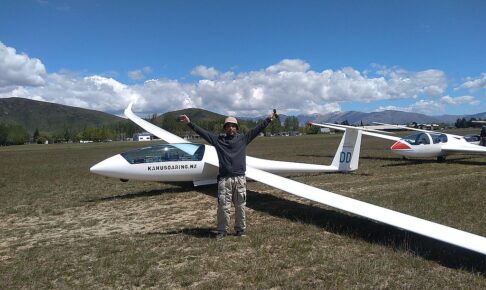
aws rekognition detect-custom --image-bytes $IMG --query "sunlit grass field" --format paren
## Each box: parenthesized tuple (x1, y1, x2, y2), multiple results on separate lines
(1, 130, 486, 288)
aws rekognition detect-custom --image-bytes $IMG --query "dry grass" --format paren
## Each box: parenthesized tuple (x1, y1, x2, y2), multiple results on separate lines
(1, 131, 486, 289)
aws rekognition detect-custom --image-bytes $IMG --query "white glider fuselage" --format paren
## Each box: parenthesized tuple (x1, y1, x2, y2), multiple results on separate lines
(90, 143, 219, 185)
(389, 132, 484, 158)
(90, 140, 359, 186)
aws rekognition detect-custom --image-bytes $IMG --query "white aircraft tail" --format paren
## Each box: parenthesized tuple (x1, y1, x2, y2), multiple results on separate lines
(330, 128, 362, 172)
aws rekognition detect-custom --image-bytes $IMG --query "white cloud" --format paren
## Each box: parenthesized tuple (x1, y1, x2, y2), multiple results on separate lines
(377, 95, 480, 115)
(0, 44, 482, 116)
(265, 59, 310, 73)
(132, 78, 196, 113)
(460, 73, 486, 92)
(0, 42, 46, 88)
(128, 66, 152, 80)
(440, 95, 479, 106)
(191, 65, 220, 80)
(0, 72, 141, 113)
(178, 62, 448, 115)
(378, 100, 444, 114)
(376, 67, 447, 98)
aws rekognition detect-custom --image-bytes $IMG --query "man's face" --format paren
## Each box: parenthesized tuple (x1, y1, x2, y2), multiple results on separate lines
(225, 123, 237, 137)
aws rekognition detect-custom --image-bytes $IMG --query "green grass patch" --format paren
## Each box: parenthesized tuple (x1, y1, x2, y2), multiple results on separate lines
(1, 133, 486, 288)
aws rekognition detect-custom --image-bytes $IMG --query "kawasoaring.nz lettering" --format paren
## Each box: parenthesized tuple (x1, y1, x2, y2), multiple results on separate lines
(147, 163, 197, 171)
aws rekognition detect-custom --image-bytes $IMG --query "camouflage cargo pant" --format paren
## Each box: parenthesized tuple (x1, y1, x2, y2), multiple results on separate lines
(217, 176, 246, 234)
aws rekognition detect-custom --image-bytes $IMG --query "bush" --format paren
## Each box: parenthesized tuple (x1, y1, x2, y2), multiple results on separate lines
(0, 122, 29, 145)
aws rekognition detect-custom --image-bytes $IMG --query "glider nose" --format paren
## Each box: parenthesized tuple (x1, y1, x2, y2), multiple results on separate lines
(391, 141, 411, 150)
(90, 154, 128, 177)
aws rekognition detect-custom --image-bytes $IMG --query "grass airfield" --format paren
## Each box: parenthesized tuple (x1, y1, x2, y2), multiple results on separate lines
(1, 131, 486, 289)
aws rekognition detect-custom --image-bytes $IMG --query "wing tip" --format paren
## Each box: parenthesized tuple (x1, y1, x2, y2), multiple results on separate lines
(124, 103, 134, 117)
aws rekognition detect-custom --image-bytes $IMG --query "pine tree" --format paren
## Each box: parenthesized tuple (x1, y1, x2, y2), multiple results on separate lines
(33, 128, 40, 142)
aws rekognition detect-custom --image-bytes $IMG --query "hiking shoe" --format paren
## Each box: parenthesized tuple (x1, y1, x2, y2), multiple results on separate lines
(235, 230, 247, 237)
(216, 232, 227, 240)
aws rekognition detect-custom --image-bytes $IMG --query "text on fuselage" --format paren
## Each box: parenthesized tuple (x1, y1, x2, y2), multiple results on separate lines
(147, 163, 198, 171)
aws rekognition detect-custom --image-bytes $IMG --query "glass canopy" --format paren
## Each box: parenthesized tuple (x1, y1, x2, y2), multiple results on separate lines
(402, 132, 448, 145)
(121, 143, 205, 164)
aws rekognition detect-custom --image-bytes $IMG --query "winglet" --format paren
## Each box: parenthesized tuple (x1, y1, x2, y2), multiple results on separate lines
(124, 103, 189, 144)
(126, 102, 133, 113)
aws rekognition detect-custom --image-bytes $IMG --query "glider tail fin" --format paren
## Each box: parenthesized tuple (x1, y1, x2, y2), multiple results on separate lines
(330, 128, 363, 172)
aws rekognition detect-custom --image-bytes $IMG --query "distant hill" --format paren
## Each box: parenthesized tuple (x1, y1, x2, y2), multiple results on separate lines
(160, 108, 486, 126)
(153, 108, 261, 134)
(309, 110, 442, 125)
(1, 98, 485, 135)
(0, 97, 124, 133)
(437, 112, 486, 124)
(245, 109, 486, 126)
(156, 108, 227, 124)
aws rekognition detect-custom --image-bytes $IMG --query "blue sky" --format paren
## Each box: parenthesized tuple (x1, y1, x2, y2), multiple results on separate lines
(1, 0, 485, 117)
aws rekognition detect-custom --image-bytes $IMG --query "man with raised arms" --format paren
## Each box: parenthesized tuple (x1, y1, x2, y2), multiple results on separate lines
(179, 111, 276, 239)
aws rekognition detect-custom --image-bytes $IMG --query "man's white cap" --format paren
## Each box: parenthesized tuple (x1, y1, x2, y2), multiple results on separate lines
(224, 117, 239, 129)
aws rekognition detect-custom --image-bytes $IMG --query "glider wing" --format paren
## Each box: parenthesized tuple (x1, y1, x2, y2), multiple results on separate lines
(311, 122, 401, 142)
(245, 166, 486, 255)
(441, 142, 486, 154)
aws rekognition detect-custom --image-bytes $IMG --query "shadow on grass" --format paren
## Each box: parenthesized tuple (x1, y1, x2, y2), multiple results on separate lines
(383, 156, 486, 167)
(296, 153, 425, 163)
(91, 183, 486, 274)
(151, 227, 252, 239)
(244, 189, 486, 275)
(299, 153, 486, 166)
(193, 185, 486, 275)
(85, 184, 191, 202)
(148, 227, 217, 238)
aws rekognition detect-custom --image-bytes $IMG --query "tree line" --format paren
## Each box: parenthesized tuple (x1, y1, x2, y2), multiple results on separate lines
(454, 117, 485, 128)
(0, 120, 140, 145)
(3, 115, 483, 146)
(0, 123, 30, 146)
(0, 115, 307, 145)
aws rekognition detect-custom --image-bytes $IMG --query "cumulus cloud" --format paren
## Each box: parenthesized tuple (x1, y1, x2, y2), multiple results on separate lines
(440, 95, 479, 106)
(376, 66, 447, 98)
(377, 95, 480, 115)
(265, 59, 310, 73)
(179, 61, 449, 115)
(191, 65, 220, 80)
(0, 42, 46, 88)
(378, 100, 445, 114)
(128, 66, 152, 80)
(0, 72, 141, 113)
(460, 73, 486, 92)
(0, 44, 482, 116)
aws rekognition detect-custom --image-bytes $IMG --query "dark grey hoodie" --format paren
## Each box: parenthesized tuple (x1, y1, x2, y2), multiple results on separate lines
(187, 118, 271, 177)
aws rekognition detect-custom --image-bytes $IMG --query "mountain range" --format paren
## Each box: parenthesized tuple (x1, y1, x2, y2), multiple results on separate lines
(0, 97, 123, 133)
(250, 110, 486, 126)
(1, 97, 485, 134)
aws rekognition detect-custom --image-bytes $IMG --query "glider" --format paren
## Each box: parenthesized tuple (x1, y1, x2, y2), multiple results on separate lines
(311, 122, 486, 162)
(91, 104, 362, 186)
(90, 104, 486, 255)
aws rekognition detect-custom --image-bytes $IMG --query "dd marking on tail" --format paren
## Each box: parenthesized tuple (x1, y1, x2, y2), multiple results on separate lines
(340, 152, 352, 163)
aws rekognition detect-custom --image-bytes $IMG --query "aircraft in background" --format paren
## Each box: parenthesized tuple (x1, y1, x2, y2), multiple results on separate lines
(310, 122, 486, 162)
(90, 104, 486, 255)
